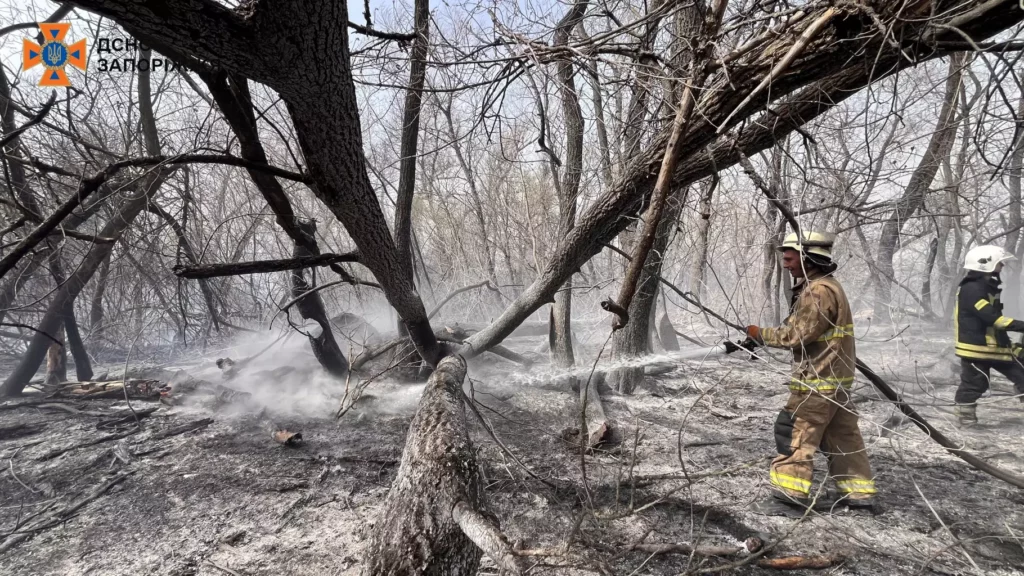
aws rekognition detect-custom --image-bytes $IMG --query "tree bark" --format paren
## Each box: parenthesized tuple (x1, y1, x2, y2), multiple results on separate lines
(1003, 90, 1024, 316)
(48, 254, 93, 381)
(43, 323, 66, 387)
(608, 187, 685, 394)
(364, 356, 498, 575)
(921, 236, 939, 318)
(62, 298, 92, 381)
(548, 0, 589, 369)
(689, 178, 717, 297)
(611, 1, 725, 329)
(196, 67, 368, 362)
(171, 8, 444, 365)
(393, 0, 431, 283)
(874, 54, 964, 320)
(89, 251, 112, 336)
(289, 220, 349, 378)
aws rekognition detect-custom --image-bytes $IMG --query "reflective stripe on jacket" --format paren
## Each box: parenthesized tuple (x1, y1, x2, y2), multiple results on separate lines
(955, 272, 1024, 362)
(760, 270, 856, 392)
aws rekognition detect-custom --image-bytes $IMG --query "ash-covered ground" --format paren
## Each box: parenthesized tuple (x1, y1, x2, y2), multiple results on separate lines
(2, 322, 1024, 575)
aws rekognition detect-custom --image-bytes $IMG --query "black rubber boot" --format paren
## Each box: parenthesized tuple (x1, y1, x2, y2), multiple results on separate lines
(750, 492, 818, 518)
(955, 403, 978, 427)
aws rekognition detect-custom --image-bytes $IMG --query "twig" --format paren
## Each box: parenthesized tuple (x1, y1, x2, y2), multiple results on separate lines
(8, 448, 39, 494)
(144, 418, 214, 442)
(0, 471, 133, 554)
(204, 560, 244, 576)
(463, 390, 558, 490)
(427, 280, 497, 319)
(36, 427, 141, 461)
(0, 92, 56, 149)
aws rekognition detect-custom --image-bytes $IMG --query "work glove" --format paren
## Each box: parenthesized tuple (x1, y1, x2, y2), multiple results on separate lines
(745, 325, 763, 344)
(724, 338, 760, 355)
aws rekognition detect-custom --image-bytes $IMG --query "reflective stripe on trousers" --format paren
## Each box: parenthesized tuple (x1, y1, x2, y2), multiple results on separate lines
(770, 470, 811, 495)
(788, 376, 855, 392)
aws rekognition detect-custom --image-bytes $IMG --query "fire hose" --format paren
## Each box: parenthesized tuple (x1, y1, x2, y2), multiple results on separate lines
(684, 300, 1024, 490)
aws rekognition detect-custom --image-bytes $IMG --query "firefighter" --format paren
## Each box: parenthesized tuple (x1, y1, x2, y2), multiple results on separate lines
(746, 231, 877, 515)
(953, 245, 1024, 426)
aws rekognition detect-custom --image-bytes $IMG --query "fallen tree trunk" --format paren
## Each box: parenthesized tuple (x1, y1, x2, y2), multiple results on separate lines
(54, 379, 165, 400)
(364, 356, 521, 575)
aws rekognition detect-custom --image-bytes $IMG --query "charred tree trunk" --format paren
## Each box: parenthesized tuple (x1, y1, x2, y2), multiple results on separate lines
(89, 252, 112, 336)
(393, 0, 431, 284)
(187, 21, 443, 366)
(289, 220, 349, 378)
(364, 356, 520, 575)
(609, 187, 685, 393)
(921, 236, 939, 318)
(874, 54, 964, 321)
(49, 253, 93, 381)
(689, 177, 717, 297)
(0, 254, 42, 328)
(62, 298, 92, 381)
(609, 0, 719, 330)
(548, 0, 589, 369)
(43, 323, 66, 387)
(612, 0, 669, 276)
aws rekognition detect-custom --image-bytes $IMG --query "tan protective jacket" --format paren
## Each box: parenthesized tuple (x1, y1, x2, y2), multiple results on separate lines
(761, 270, 856, 392)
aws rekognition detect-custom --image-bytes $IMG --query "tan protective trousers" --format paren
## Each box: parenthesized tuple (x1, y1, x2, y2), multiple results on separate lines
(770, 387, 877, 500)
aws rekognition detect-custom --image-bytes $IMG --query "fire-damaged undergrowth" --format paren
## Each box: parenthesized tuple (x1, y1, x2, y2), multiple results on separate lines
(2, 329, 1023, 575)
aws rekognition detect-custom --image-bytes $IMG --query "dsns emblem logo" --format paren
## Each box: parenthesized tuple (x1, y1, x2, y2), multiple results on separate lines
(23, 23, 87, 87)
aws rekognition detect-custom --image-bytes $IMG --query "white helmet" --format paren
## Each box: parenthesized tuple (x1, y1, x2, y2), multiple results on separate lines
(778, 230, 834, 259)
(964, 245, 1016, 273)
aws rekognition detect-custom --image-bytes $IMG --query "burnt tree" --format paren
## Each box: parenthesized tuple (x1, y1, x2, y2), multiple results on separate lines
(548, 0, 589, 369)
(289, 220, 349, 377)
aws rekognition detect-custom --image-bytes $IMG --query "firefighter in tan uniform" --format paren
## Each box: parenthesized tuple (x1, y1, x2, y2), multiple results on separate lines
(746, 231, 877, 514)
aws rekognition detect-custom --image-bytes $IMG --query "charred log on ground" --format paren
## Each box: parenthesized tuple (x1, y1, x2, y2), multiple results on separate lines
(363, 355, 522, 575)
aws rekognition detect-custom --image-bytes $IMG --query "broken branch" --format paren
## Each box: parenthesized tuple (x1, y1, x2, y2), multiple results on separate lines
(173, 252, 360, 279)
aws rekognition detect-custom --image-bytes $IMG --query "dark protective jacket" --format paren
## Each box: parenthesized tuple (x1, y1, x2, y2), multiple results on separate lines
(760, 269, 856, 392)
(955, 272, 1024, 362)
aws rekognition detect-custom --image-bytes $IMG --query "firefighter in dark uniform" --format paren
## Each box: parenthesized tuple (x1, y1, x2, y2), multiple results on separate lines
(954, 245, 1024, 426)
